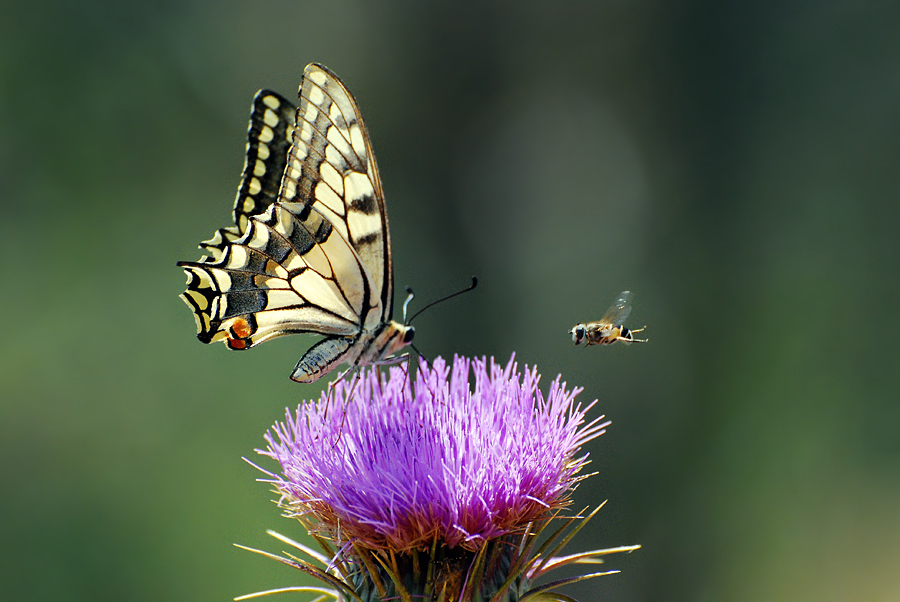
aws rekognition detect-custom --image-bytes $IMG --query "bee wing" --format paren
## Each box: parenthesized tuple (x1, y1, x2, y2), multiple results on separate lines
(599, 290, 633, 326)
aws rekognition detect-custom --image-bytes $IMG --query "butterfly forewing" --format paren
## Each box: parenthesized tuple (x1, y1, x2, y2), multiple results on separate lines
(280, 64, 392, 325)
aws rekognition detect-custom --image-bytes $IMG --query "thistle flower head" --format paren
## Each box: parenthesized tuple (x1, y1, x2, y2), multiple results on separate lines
(247, 355, 637, 602)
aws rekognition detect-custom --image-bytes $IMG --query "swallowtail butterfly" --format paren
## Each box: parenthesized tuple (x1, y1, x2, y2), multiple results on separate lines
(178, 63, 414, 383)
(570, 291, 648, 346)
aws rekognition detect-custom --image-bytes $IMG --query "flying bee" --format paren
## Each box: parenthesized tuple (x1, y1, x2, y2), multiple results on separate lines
(570, 290, 648, 346)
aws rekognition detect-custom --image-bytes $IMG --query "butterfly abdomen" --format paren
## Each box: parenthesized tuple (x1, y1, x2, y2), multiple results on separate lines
(291, 336, 355, 383)
(289, 321, 413, 383)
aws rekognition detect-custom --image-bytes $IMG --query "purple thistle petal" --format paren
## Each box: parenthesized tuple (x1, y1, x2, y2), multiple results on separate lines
(259, 354, 609, 553)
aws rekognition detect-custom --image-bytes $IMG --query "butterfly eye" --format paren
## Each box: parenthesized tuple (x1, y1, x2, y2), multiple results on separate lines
(403, 327, 416, 344)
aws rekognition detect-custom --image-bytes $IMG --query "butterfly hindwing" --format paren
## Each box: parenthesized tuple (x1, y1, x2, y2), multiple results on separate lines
(195, 90, 296, 265)
(233, 90, 297, 229)
(179, 89, 296, 342)
(180, 200, 366, 348)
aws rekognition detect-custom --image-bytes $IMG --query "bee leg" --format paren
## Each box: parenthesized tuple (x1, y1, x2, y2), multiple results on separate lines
(629, 325, 649, 343)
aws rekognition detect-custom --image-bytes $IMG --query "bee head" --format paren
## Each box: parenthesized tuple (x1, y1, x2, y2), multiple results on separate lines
(570, 324, 586, 345)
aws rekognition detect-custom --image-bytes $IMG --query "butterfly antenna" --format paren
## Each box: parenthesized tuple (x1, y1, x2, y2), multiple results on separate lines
(402, 287, 416, 323)
(407, 277, 478, 325)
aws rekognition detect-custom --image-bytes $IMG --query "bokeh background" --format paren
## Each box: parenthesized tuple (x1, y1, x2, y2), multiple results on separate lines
(3, 1, 899, 600)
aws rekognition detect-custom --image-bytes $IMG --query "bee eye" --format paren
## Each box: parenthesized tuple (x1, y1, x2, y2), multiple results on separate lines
(571, 325, 585, 343)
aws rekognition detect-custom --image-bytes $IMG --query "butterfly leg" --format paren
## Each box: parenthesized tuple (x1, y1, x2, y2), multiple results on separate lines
(372, 353, 410, 367)
(372, 353, 416, 386)
(325, 366, 357, 395)
(330, 368, 364, 449)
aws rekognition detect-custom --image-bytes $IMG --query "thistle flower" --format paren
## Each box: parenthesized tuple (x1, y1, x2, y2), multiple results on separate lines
(240, 355, 638, 602)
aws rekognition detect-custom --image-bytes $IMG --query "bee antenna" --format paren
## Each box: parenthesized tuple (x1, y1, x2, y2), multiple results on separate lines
(407, 277, 478, 325)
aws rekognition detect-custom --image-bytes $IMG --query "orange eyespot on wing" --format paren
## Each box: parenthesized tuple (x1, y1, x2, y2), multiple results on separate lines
(230, 317, 253, 339)
(227, 338, 249, 350)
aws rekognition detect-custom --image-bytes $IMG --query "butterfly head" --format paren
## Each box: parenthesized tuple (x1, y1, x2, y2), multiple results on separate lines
(376, 321, 415, 359)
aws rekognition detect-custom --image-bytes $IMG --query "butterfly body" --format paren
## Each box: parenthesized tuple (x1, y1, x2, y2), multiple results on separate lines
(291, 320, 414, 383)
(571, 291, 648, 346)
(178, 64, 413, 382)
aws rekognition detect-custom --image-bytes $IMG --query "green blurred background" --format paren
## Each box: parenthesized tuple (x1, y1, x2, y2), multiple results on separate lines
(3, 1, 899, 600)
